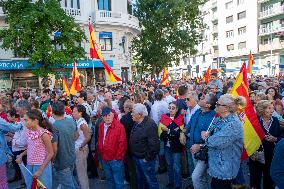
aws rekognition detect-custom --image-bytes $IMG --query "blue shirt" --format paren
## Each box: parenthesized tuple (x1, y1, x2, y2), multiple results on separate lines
(271, 139, 284, 189)
(0, 118, 23, 165)
(185, 109, 216, 147)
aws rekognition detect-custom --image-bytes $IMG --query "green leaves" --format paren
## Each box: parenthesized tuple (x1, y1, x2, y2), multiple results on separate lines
(0, 0, 86, 76)
(132, 0, 205, 75)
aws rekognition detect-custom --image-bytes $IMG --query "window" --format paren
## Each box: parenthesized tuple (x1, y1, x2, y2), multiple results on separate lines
(238, 41, 246, 49)
(238, 11, 246, 20)
(202, 55, 206, 62)
(227, 44, 234, 51)
(226, 30, 234, 38)
(238, 26, 246, 35)
(99, 32, 112, 51)
(127, 0, 133, 15)
(226, 16, 233, 24)
(193, 57, 196, 64)
(237, 0, 245, 5)
(77, 0, 80, 9)
(97, 0, 111, 11)
(225, 1, 233, 9)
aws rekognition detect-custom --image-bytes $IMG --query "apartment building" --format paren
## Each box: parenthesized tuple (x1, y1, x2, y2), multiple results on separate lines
(0, 0, 140, 89)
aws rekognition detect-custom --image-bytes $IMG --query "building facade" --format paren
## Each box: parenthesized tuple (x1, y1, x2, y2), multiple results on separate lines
(0, 0, 140, 90)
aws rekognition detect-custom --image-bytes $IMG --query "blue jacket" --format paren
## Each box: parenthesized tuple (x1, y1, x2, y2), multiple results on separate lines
(0, 118, 23, 166)
(185, 109, 216, 148)
(271, 139, 284, 189)
(206, 113, 244, 180)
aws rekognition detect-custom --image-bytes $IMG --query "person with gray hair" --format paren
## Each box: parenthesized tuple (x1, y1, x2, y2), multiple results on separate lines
(130, 103, 160, 189)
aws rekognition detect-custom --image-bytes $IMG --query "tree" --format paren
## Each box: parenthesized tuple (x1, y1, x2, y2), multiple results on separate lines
(0, 0, 86, 76)
(132, 0, 205, 76)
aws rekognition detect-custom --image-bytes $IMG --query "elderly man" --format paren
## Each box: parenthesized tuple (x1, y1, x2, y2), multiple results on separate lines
(97, 107, 127, 189)
(130, 103, 160, 189)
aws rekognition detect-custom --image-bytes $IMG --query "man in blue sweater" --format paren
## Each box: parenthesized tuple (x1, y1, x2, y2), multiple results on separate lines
(271, 138, 284, 189)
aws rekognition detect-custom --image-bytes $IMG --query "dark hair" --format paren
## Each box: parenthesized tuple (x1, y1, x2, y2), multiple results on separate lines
(207, 93, 218, 110)
(7, 108, 19, 118)
(154, 89, 164, 101)
(16, 100, 31, 111)
(22, 92, 30, 100)
(76, 105, 90, 124)
(79, 91, 88, 101)
(118, 96, 129, 113)
(26, 109, 53, 133)
(30, 99, 40, 109)
(52, 101, 65, 116)
(178, 85, 188, 96)
(265, 87, 280, 100)
(169, 101, 178, 107)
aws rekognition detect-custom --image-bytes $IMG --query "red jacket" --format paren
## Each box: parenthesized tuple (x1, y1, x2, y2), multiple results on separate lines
(98, 118, 127, 161)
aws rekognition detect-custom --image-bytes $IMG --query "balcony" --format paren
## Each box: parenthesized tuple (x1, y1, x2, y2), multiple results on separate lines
(259, 5, 284, 19)
(212, 14, 218, 23)
(95, 10, 140, 31)
(213, 26, 218, 33)
(0, 7, 6, 18)
(212, 40, 218, 46)
(259, 24, 284, 36)
(63, 7, 82, 21)
(259, 38, 284, 52)
(258, 0, 270, 4)
(211, 0, 217, 9)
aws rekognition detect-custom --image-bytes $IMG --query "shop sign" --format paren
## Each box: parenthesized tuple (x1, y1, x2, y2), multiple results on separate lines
(99, 32, 112, 39)
(0, 60, 113, 70)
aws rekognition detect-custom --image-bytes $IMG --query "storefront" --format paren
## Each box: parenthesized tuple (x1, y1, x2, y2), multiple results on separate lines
(0, 59, 114, 90)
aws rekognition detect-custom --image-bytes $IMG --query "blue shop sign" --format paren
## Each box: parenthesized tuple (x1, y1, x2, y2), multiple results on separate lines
(99, 32, 112, 38)
(0, 59, 113, 70)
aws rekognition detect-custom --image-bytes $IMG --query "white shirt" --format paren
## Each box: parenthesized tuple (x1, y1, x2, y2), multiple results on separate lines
(150, 100, 169, 125)
(12, 124, 27, 152)
(185, 104, 200, 125)
(103, 123, 110, 145)
(75, 118, 88, 150)
(164, 95, 176, 104)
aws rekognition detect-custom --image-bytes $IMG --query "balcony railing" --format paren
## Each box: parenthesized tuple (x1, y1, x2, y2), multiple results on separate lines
(259, 38, 284, 52)
(258, 0, 270, 4)
(259, 24, 284, 36)
(95, 10, 140, 31)
(212, 1, 217, 9)
(212, 14, 218, 22)
(259, 5, 284, 19)
(63, 7, 82, 21)
(212, 40, 218, 46)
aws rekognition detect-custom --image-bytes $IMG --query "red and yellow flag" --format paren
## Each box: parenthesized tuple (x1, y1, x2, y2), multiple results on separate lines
(247, 51, 255, 75)
(203, 66, 211, 84)
(230, 63, 265, 160)
(31, 178, 46, 189)
(88, 19, 122, 82)
(160, 67, 170, 86)
(69, 62, 81, 95)
(46, 104, 52, 118)
(62, 77, 70, 96)
(158, 114, 184, 137)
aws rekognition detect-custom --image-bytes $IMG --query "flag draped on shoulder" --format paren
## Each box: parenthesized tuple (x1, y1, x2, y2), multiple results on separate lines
(158, 114, 184, 137)
(203, 66, 211, 84)
(69, 62, 81, 95)
(247, 51, 255, 75)
(160, 67, 170, 86)
(230, 63, 265, 160)
(88, 18, 122, 82)
(62, 77, 70, 96)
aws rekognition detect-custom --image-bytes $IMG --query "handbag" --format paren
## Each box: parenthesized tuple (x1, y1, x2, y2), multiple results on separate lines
(250, 145, 265, 164)
(194, 145, 208, 161)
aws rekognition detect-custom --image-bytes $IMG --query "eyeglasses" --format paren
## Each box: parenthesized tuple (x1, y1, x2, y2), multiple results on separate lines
(185, 98, 191, 101)
(168, 106, 176, 110)
(216, 102, 227, 107)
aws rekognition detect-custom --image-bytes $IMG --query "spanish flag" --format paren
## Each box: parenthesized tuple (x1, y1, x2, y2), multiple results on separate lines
(158, 114, 184, 137)
(230, 63, 265, 160)
(62, 77, 70, 96)
(247, 51, 255, 75)
(46, 104, 52, 118)
(160, 67, 170, 86)
(31, 178, 46, 189)
(203, 66, 211, 84)
(69, 62, 81, 95)
(88, 18, 121, 82)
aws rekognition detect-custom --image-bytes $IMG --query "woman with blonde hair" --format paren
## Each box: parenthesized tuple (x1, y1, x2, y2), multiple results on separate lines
(249, 100, 282, 189)
(201, 94, 246, 189)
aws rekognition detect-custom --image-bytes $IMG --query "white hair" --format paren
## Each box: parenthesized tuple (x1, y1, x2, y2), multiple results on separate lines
(133, 103, 148, 117)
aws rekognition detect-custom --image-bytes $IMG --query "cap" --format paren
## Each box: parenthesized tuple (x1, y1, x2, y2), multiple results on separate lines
(101, 107, 112, 116)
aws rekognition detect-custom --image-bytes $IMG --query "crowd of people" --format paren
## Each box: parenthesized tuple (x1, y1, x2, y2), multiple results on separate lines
(0, 72, 284, 189)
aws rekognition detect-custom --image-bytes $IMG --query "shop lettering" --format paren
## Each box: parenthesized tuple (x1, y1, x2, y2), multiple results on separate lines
(0, 62, 25, 69)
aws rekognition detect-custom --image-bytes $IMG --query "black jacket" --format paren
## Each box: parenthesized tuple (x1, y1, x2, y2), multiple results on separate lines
(120, 112, 135, 153)
(130, 116, 160, 161)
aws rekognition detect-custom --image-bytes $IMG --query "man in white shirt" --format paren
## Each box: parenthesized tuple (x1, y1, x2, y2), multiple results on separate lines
(185, 91, 200, 125)
(163, 89, 176, 104)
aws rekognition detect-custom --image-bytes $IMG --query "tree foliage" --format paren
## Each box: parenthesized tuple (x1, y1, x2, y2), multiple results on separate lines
(0, 0, 86, 76)
(132, 0, 205, 75)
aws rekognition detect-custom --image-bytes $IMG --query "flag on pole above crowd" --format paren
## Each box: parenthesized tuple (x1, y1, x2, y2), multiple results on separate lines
(160, 67, 170, 86)
(88, 18, 122, 82)
(230, 62, 265, 160)
(203, 66, 211, 84)
(247, 51, 255, 75)
(69, 62, 81, 95)
(62, 77, 70, 96)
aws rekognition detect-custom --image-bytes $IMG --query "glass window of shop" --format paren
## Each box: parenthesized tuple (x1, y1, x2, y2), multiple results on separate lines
(98, 0, 111, 11)
(99, 32, 113, 51)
